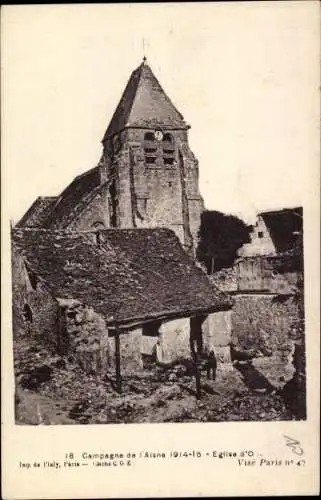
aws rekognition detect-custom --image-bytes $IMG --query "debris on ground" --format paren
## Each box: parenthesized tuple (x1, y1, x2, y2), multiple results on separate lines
(13, 335, 299, 425)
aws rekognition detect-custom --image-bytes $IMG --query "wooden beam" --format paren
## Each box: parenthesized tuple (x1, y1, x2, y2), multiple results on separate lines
(194, 350, 201, 400)
(115, 326, 122, 394)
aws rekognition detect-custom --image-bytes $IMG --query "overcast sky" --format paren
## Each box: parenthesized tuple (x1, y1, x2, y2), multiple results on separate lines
(2, 2, 319, 224)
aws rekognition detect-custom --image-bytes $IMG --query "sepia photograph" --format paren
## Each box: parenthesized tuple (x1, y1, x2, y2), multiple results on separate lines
(2, 2, 319, 498)
(11, 59, 306, 426)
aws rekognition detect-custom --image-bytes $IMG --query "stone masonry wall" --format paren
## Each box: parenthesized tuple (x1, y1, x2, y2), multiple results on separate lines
(67, 186, 111, 231)
(202, 311, 233, 367)
(178, 141, 203, 252)
(231, 294, 301, 386)
(12, 249, 59, 348)
(115, 144, 135, 227)
(159, 318, 190, 364)
(103, 127, 202, 252)
(108, 328, 143, 373)
(61, 302, 110, 375)
(232, 294, 299, 352)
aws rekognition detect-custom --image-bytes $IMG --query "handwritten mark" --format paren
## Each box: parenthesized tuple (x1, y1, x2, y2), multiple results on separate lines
(283, 435, 304, 456)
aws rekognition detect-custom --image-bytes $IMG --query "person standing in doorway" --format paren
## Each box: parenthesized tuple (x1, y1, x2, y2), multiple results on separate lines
(207, 350, 217, 381)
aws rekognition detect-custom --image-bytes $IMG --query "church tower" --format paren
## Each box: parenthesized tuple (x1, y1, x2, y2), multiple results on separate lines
(99, 58, 204, 255)
(17, 59, 204, 256)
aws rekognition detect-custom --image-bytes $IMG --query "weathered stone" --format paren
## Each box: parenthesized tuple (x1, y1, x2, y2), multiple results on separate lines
(159, 318, 190, 363)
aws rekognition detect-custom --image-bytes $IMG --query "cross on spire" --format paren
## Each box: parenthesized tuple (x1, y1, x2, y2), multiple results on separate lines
(142, 38, 148, 64)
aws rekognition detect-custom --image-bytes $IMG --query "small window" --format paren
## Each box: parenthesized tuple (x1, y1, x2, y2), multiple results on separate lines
(23, 304, 33, 323)
(164, 157, 174, 165)
(258, 231, 264, 238)
(145, 156, 156, 164)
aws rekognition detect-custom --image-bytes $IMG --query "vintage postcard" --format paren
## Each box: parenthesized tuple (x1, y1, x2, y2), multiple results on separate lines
(1, 2, 320, 498)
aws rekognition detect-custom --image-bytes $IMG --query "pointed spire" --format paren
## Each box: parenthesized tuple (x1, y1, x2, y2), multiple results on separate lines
(102, 61, 188, 141)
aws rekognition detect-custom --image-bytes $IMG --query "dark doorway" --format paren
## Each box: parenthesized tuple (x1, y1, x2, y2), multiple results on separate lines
(190, 315, 206, 358)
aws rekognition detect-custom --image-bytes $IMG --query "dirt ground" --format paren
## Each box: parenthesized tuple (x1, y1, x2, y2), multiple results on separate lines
(14, 336, 297, 425)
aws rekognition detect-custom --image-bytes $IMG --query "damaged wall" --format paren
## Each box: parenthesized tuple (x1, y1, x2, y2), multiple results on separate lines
(59, 301, 109, 375)
(231, 293, 302, 387)
(202, 311, 233, 367)
(231, 294, 300, 352)
(11, 248, 59, 348)
(159, 317, 190, 364)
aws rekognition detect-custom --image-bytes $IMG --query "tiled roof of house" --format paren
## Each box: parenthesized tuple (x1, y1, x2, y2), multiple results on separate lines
(103, 61, 188, 140)
(12, 228, 232, 327)
(259, 207, 303, 253)
(16, 197, 58, 228)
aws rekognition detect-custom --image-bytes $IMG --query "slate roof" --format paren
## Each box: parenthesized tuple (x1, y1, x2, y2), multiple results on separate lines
(44, 167, 102, 229)
(12, 228, 232, 327)
(259, 207, 303, 253)
(16, 167, 105, 230)
(103, 60, 188, 140)
(16, 197, 58, 228)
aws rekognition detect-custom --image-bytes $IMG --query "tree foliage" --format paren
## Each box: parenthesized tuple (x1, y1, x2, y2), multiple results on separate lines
(196, 210, 253, 273)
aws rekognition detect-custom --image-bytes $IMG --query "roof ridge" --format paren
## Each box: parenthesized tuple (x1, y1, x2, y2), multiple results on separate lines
(59, 182, 110, 229)
(103, 63, 143, 140)
(15, 196, 58, 228)
(259, 206, 302, 216)
(123, 63, 145, 130)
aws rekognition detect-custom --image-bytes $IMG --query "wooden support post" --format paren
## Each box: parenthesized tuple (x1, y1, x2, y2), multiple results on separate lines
(195, 350, 201, 400)
(115, 326, 122, 394)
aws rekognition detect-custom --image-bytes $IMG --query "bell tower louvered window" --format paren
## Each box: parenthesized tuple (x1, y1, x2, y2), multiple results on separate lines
(144, 132, 157, 165)
(143, 131, 176, 166)
(162, 133, 175, 166)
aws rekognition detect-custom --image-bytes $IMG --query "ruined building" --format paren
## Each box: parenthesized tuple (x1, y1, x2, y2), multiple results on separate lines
(212, 207, 304, 388)
(17, 59, 204, 255)
(12, 228, 232, 374)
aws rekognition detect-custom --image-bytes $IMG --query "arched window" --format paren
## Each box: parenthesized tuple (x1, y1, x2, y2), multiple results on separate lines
(92, 221, 105, 230)
(144, 132, 157, 165)
(162, 133, 175, 165)
(163, 133, 173, 144)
